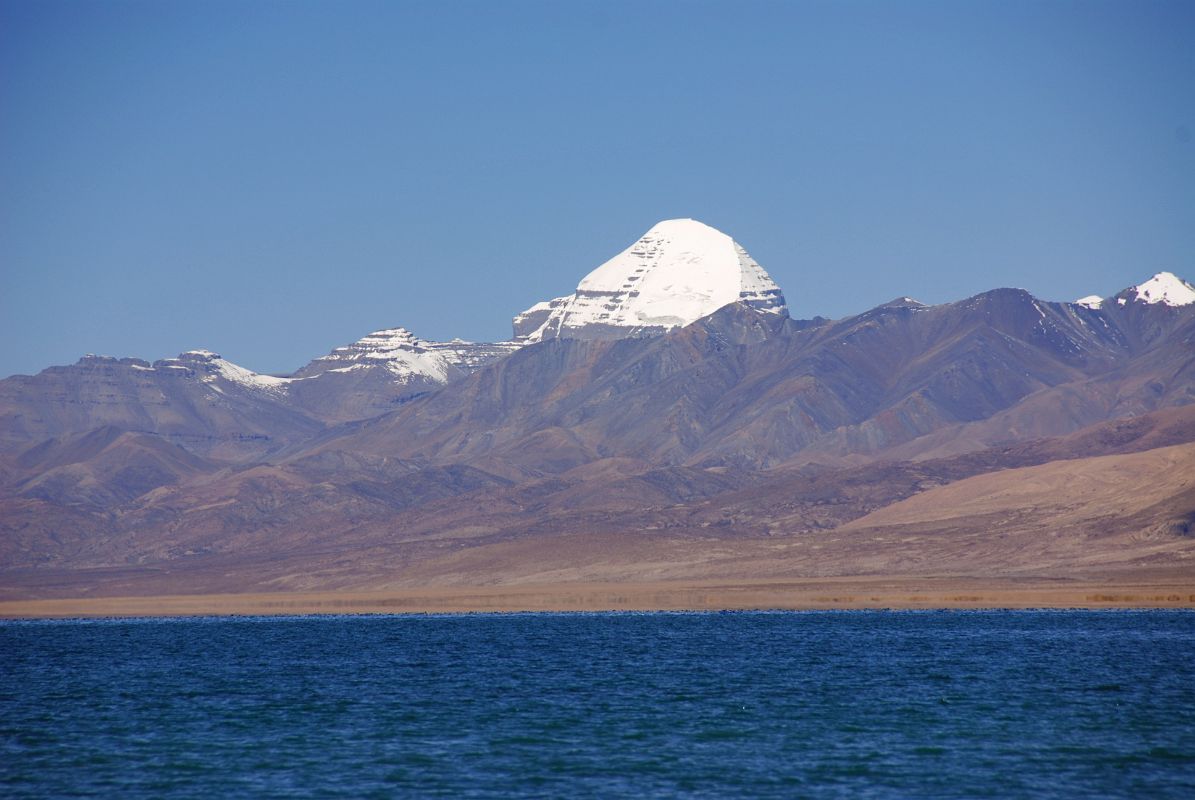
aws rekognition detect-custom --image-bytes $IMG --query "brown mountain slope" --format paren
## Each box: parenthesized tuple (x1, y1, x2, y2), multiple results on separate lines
(844, 443, 1195, 534)
(8, 436, 1188, 600)
(0, 353, 324, 461)
(835, 442, 1195, 574)
(3, 404, 1193, 599)
(271, 440, 1195, 589)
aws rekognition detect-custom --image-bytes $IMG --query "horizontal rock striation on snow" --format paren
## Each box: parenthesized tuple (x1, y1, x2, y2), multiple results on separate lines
(515, 219, 787, 342)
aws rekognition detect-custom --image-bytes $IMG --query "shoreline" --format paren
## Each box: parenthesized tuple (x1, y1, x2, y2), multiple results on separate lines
(2, 577, 1194, 619)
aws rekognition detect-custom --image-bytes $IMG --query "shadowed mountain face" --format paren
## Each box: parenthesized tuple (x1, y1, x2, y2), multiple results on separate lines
(320, 289, 1195, 473)
(0, 337, 519, 460)
(0, 352, 324, 462)
(11, 426, 217, 508)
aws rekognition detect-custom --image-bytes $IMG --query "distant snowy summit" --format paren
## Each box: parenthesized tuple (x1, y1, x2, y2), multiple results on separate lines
(278, 327, 519, 420)
(514, 219, 788, 342)
(291, 327, 516, 383)
(1124, 272, 1195, 306)
(130, 333, 516, 399)
(99, 349, 293, 394)
(88, 331, 520, 424)
(1075, 271, 1195, 309)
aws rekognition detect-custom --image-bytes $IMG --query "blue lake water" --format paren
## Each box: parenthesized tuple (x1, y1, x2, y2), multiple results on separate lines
(3, 611, 1194, 798)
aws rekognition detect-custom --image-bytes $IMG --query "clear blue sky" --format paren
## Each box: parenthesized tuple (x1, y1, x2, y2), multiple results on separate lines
(2, 0, 1192, 377)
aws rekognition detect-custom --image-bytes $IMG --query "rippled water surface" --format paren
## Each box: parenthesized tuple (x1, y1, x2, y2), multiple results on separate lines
(3, 611, 1194, 798)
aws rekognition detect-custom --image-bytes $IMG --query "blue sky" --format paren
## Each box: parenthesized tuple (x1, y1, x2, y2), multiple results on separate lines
(1, 0, 1192, 377)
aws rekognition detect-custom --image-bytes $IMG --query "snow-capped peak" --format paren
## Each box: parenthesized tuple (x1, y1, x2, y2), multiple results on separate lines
(516, 218, 788, 342)
(292, 326, 519, 383)
(1127, 272, 1195, 307)
(1074, 295, 1103, 309)
(294, 327, 455, 382)
(159, 350, 291, 393)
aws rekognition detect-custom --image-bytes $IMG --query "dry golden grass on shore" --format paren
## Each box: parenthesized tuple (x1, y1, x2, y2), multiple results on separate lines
(3, 577, 1194, 619)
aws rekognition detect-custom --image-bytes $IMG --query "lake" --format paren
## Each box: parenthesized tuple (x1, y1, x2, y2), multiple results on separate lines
(3, 611, 1194, 798)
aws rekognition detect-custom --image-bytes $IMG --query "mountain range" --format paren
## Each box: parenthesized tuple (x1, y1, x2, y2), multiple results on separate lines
(2, 219, 1193, 602)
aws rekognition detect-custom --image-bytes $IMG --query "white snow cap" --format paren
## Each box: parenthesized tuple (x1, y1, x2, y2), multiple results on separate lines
(299, 327, 455, 382)
(520, 218, 787, 341)
(1074, 295, 1104, 309)
(210, 358, 291, 390)
(163, 350, 291, 392)
(295, 326, 520, 382)
(1128, 272, 1195, 306)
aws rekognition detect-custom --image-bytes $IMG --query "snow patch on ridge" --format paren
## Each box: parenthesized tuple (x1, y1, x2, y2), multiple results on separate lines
(212, 359, 292, 390)
(149, 351, 293, 394)
(1072, 272, 1195, 309)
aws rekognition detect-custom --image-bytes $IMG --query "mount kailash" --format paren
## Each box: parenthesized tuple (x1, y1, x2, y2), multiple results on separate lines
(1, 218, 1193, 597)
